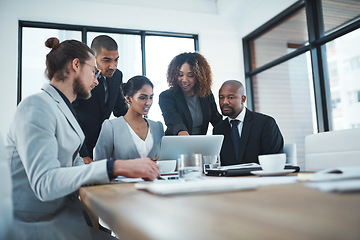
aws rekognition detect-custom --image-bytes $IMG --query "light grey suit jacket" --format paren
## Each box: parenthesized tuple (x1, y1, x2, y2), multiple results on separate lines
(94, 116, 164, 160)
(6, 84, 113, 240)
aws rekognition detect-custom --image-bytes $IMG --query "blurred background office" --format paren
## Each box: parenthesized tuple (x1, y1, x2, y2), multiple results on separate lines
(0, 0, 359, 171)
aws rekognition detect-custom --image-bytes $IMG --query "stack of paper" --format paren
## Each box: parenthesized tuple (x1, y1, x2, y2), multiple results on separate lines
(301, 166, 360, 192)
(215, 162, 261, 170)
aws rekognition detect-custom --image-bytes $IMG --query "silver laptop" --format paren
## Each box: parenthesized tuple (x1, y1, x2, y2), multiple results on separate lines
(158, 135, 224, 161)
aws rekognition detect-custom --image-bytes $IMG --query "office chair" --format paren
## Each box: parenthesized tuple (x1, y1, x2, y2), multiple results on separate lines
(305, 128, 360, 171)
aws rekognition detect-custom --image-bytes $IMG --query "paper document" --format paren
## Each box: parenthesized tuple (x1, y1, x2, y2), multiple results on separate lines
(115, 176, 144, 183)
(228, 176, 298, 186)
(299, 166, 360, 182)
(217, 163, 261, 170)
(306, 180, 360, 192)
(301, 165, 360, 192)
(135, 176, 298, 196)
(135, 178, 256, 195)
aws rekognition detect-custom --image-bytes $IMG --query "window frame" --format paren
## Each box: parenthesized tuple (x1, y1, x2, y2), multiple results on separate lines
(17, 20, 199, 104)
(242, 0, 360, 133)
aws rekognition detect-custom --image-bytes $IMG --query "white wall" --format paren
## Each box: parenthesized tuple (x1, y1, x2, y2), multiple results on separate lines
(0, 0, 296, 137)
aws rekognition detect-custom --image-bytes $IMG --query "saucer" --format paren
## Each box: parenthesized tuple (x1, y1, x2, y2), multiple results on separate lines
(250, 169, 295, 176)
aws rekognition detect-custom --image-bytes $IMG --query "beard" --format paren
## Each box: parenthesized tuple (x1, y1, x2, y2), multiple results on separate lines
(73, 77, 91, 100)
(221, 105, 236, 117)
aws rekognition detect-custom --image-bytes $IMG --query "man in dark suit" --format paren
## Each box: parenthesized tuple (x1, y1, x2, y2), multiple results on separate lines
(73, 35, 128, 163)
(213, 80, 283, 166)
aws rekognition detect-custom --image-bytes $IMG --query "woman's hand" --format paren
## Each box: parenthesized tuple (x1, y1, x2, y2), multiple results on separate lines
(83, 157, 94, 164)
(178, 130, 190, 136)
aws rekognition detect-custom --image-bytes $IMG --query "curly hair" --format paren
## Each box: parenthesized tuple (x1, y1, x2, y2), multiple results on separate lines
(167, 52, 212, 97)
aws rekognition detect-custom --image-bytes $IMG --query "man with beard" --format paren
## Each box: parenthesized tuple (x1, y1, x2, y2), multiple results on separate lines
(6, 38, 160, 240)
(73, 35, 128, 163)
(213, 80, 283, 166)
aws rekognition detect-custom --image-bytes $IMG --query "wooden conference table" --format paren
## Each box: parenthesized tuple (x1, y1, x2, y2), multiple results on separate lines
(79, 175, 360, 240)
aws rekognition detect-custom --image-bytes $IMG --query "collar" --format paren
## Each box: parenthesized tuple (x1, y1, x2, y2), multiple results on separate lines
(50, 84, 76, 117)
(227, 107, 246, 124)
(50, 84, 71, 104)
(99, 74, 107, 80)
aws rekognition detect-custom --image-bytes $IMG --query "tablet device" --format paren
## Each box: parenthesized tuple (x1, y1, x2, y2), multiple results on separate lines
(158, 135, 224, 161)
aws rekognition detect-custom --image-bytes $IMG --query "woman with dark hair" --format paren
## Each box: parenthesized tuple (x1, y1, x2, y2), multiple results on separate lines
(94, 75, 164, 161)
(6, 38, 159, 240)
(159, 52, 222, 135)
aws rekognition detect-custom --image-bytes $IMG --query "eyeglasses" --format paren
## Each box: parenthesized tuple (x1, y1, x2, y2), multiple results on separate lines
(95, 69, 101, 79)
(84, 62, 101, 79)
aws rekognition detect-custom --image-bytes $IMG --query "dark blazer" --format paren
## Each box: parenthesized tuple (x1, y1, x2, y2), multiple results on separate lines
(213, 108, 284, 166)
(159, 88, 222, 135)
(73, 69, 128, 158)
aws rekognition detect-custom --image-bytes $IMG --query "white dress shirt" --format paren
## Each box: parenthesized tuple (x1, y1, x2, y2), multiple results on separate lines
(227, 108, 246, 138)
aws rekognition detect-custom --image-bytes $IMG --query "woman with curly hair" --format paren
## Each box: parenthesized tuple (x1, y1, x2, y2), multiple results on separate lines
(159, 52, 222, 135)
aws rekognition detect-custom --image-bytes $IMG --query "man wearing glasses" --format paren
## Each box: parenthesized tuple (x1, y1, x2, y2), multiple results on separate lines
(73, 35, 128, 164)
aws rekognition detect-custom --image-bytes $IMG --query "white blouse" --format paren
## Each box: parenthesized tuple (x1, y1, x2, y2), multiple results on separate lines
(126, 121, 154, 158)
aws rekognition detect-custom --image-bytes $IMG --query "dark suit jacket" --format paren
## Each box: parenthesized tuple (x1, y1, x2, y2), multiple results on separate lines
(159, 88, 222, 135)
(213, 108, 284, 166)
(73, 69, 128, 158)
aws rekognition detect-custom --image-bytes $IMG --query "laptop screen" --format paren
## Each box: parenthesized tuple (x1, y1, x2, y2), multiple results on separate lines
(158, 135, 224, 161)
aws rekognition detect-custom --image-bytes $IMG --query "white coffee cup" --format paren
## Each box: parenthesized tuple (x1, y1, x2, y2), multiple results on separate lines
(258, 153, 286, 172)
(157, 160, 177, 174)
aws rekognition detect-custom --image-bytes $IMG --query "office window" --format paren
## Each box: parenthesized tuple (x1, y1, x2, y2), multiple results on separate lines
(21, 28, 81, 100)
(253, 53, 316, 167)
(243, 0, 360, 169)
(327, 62, 338, 78)
(18, 21, 198, 111)
(250, 7, 308, 69)
(326, 28, 360, 130)
(348, 56, 360, 71)
(331, 94, 341, 109)
(347, 90, 360, 104)
(145, 36, 195, 123)
(322, 0, 360, 34)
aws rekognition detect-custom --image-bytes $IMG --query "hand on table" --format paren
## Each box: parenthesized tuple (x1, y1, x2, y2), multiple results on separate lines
(83, 157, 94, 164)
(178, 131, 190, 136)
(113, 158, 160, 180)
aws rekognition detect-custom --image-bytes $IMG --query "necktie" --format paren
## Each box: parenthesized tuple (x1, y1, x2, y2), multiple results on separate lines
(99, 76, 109, 104)
(230, 120, 241, 162)
(104, 77, 109, 104)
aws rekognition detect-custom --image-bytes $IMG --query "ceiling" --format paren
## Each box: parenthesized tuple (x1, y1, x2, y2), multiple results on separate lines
(79, 0, 264, 17)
